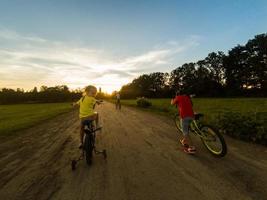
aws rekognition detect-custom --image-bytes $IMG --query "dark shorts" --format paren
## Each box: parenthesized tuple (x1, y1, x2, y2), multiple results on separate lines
(80, 119, 93, 127)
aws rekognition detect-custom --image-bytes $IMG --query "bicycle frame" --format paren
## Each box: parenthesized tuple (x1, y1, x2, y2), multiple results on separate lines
(84, 125, 103, 154)
(72, 124, 104, 167)
(189, 120, 203, 136)
(75, 125, 98, 161)
(190, 121, 217, 142)
(176, 118, 215, 141)
(174, 113, 227, 157)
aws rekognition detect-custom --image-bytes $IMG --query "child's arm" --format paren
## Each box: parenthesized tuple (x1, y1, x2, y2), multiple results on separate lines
(72, 102, 79, 107)
(72, 98, 81, 107)
(171, 97, 178, 105)
(95, 99, 103, 105)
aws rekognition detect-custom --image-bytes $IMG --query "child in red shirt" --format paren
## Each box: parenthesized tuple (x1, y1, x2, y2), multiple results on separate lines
(171, 94, 196, 154)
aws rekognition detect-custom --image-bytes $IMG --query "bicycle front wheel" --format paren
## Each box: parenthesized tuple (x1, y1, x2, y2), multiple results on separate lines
(174, 114, 182, 133)
(200, 125, 227, 157)
(84, 133, 94, 165)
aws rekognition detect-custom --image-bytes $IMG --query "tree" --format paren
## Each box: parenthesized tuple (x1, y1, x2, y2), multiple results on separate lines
(169, 63, 197, 95)
(245, 34, 267, 94)
(32, 87, 38, 93)
(223, 34, 267, 96)
(204, 51, 225, 85)
(120, 72, 169, 98)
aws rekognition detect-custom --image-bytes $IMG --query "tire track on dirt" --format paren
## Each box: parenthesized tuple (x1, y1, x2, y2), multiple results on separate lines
(0, 111, 77, 200)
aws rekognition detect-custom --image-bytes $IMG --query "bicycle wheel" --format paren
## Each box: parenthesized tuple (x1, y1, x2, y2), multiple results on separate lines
(84, 133, 94, 165)
(174, 114, 182, 132)
(200, 125, 227, 157)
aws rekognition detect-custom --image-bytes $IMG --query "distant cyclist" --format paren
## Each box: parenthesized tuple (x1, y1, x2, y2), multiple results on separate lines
(72, 85, 101, 149)
(115, 91, 121, 110)
(171, 92, 196, 154)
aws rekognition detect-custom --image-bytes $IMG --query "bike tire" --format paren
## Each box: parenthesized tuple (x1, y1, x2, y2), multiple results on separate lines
(84, 133, 94, 165)
(200, 125, 227, 157)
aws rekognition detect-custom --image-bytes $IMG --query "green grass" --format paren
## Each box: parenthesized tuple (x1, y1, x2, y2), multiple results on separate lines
(113, 98, 267, 124)
(0, 103, 72, 136)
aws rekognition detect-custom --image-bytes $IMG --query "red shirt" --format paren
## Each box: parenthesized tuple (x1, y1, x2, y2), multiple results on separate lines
(173, 95, 194, 119)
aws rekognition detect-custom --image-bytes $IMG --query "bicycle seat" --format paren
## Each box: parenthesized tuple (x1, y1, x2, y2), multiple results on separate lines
(194, 113, 204, 120)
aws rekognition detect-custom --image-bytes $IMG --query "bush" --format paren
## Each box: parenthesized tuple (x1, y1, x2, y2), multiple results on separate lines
(136, 97, 152, 108)
(216, 112, 266, 145)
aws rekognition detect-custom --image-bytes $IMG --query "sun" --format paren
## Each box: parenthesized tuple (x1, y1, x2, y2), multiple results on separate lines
(61, 73, 131, 94)
(97, 86, 115, 94)
(92, 75, 131, 94)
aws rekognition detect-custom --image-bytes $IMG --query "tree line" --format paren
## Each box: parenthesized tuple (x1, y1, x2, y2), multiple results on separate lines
(120, 33, 267, 98)
(0, 85, 109, 104)
(0, 85, 82, 104)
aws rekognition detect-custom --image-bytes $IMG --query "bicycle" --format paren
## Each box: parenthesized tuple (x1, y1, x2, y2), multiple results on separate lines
(115, 99, 121, 110)
(71, 121, 107, 171)
(174, 113, 227, 157)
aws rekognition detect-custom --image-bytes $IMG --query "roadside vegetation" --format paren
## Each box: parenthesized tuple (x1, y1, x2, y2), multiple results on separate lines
(0, 103, 72, 136)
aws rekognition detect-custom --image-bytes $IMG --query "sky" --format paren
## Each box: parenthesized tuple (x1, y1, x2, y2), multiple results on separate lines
(0, 0, 266, 93)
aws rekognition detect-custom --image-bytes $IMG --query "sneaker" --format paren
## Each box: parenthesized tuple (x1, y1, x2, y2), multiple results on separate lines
(180, 139, 189, 148)
(184, 146, 196, 154)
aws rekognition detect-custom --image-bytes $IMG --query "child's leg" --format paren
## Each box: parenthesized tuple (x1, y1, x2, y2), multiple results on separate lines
(181, 117, 193, 146)
(184, 135, 193, 146)
(181, 118, 196, 153)
(92, 112, 99, 128)
(80, 122, 85, 145)
(95, 113, 99, 127)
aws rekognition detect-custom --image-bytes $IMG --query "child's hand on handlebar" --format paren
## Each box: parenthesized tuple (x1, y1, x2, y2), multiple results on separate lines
(96, 100, 104, 105)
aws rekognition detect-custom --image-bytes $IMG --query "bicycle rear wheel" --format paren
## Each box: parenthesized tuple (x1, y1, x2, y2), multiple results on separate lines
(200, 125, 227, 157)
(84, 133, 94, 165)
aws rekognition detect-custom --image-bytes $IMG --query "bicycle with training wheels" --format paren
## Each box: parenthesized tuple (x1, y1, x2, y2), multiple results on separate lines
(71, 120, 107, 170)
(174, 113, 227, 157)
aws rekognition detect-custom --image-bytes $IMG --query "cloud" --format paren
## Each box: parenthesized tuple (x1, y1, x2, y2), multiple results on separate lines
(0, 28, 47, 43)
(0, 28, 200, 92)
(124, 49, 170, 65)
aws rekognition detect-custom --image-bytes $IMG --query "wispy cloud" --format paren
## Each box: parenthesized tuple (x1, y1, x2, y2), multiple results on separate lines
(0, 28, 47, 43)
(0, 28, 200, 92)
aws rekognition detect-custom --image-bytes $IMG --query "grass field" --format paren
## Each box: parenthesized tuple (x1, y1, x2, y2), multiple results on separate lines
(115, 98, 267, 124)
(0, 103, 72, 136)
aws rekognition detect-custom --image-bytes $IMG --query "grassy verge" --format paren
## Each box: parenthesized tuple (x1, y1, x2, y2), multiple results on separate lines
(111, 98, 267, 121)
(0, 103, 72, 136)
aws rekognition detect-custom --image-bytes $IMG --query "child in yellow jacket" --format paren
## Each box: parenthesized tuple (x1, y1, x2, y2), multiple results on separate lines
(73, 85, 101, 148)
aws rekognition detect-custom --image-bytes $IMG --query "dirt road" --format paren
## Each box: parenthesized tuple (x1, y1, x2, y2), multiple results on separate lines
(0, 102, 267, 200)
